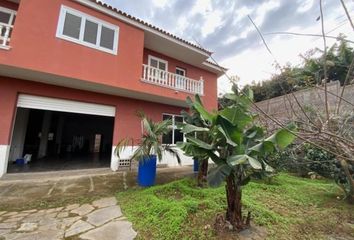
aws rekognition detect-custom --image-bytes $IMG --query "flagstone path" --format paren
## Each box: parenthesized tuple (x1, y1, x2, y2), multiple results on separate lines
(0, 197, 136, 240)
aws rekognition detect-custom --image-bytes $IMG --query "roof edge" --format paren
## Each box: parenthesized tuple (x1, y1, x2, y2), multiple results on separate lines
(202, 61, 228, 77)
(72, 0, 212, 57)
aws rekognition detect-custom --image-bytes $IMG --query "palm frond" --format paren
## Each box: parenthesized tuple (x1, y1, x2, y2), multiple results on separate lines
(164, 145, 182, 165)
(115, 138, 134, 158)
(116, 111, 180, 164)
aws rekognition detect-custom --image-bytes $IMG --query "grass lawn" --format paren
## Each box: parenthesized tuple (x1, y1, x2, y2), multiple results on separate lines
(117, 173, 354, 240)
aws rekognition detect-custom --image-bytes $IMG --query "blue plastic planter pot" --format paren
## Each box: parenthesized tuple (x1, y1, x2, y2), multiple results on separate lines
(193, 159, 199, 172)
(138, 155, 157, 187)
(16, 159, 25, 165)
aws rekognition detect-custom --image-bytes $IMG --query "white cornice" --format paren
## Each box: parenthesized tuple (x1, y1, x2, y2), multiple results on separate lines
(202, 62, 226, 76)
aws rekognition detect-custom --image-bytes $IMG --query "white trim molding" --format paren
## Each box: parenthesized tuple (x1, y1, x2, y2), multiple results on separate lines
(56, 5, 119, 55)
(175, 67, 186, 76)
(201, 62, 226, 77)
(0, 145, 10, 177)
(162, 113, 185, 145)
(148, 55, 168, 71)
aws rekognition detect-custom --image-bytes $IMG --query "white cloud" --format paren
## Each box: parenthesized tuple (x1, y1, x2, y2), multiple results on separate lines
(232, 6, 252, 25)
(190, 0, 212, 15)
(297, 0, 314, 13)
(202, 10, 223, 37)
(219, 47, 276, 93)
(152, 0, 169, 8)
(254, 0, 281, 26)
(101, 0, 354, 95)
(218, 15, 354, 95)
(224, 35, 240, 45)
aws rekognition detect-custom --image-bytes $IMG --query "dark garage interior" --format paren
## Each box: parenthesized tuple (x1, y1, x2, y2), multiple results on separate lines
(8, 108, 114, 173)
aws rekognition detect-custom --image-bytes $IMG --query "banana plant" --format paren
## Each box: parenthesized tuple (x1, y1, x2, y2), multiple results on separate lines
(179, 97, 211, 187)
(177, 89, 296, 231)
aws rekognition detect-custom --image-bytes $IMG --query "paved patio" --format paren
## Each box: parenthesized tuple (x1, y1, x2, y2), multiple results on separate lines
(0, 197, 136, 240)
(0, 167, 194, 239)
(0, 167, 194, 210)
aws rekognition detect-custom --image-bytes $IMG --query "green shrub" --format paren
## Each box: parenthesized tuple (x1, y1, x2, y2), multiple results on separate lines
(265, 145, 309, 177)
(303, 144, 336, 179)
(266, 144, 354, 200)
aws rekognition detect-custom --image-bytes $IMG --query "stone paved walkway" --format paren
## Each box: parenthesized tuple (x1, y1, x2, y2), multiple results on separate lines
(0, 197, 137, 240)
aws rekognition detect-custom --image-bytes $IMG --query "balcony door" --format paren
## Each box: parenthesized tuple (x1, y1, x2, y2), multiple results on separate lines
(148, 55, 168, 84)
(175, 67, 186, 90)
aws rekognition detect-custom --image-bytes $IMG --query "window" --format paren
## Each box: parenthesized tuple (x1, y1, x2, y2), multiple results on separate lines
(0, 7, 16, 26)
(83, 20, 98, 44)
(162, 114, 184, 145)
(62, 12, 81, 39)
(148, 55, 168, 82)
(148, 55, 168, 71)
(176, 67, 186, 76)
(56, 6, 119, 55)
(175, 67, 186, 89)
(0, 7, 16, 43)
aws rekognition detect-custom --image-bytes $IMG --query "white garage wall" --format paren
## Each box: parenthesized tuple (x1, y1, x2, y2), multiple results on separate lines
(0, 145, 10, 177)
(9, 108, 29, 162)
(160, 148, 194, 167)
(110, 145, 193, 171)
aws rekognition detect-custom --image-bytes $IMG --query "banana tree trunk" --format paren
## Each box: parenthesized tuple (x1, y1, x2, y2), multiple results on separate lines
(197, 159, 208, 187)
(340, 159, 354, 204)
(225, 172, 247, 231)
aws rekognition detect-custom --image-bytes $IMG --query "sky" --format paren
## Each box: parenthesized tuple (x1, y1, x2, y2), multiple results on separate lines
(102, 0, 354, 95)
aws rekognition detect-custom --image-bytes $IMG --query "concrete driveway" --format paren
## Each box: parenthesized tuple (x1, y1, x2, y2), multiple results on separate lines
(0, 167, 194, 211)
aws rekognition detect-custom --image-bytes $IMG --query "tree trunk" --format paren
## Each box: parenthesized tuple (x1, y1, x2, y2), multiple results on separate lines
(225, 172, 248, 231)
(340, 160, 354, 204)
(197, 159, 208, 187)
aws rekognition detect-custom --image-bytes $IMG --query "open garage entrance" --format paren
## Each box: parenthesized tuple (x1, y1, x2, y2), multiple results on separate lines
(7, 95, 116, 173)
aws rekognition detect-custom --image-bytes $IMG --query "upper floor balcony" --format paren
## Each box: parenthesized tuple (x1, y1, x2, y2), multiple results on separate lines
(141, 64, 204, 95)
(0, 0, 219, 110)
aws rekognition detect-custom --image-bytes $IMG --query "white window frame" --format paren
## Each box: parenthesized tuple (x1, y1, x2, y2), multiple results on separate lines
(0, 6, 17, 48)
(0, 6, 16, 25)
(175, 67, 186, 76)
(148, 55, 168, 71)
(56, 5, 119, 55)
(175, 67, 186, 89)
(162, 113, 185, 145)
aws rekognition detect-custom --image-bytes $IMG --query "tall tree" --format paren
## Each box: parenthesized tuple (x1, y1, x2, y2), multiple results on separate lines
(178, 89, 296, 231)
(245, 36, 354, 102)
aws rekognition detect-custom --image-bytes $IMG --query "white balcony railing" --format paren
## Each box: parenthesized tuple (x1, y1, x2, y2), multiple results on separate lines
(0, 22, 13, 49)
(141, 64, 204, 95)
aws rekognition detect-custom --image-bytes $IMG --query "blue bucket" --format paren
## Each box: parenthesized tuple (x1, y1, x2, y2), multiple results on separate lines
(16, 159, 25, 165)
(138, 155, 157, 187)
(193, 159, 199, 172)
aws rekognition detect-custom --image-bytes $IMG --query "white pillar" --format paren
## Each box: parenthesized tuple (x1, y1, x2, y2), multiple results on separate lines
(0, 145, 10, 177)
(200, 76, 204, 95)
(111, 146, 119, 171)
(9, 108, 30, 162)
(38, 111, 52, 159)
